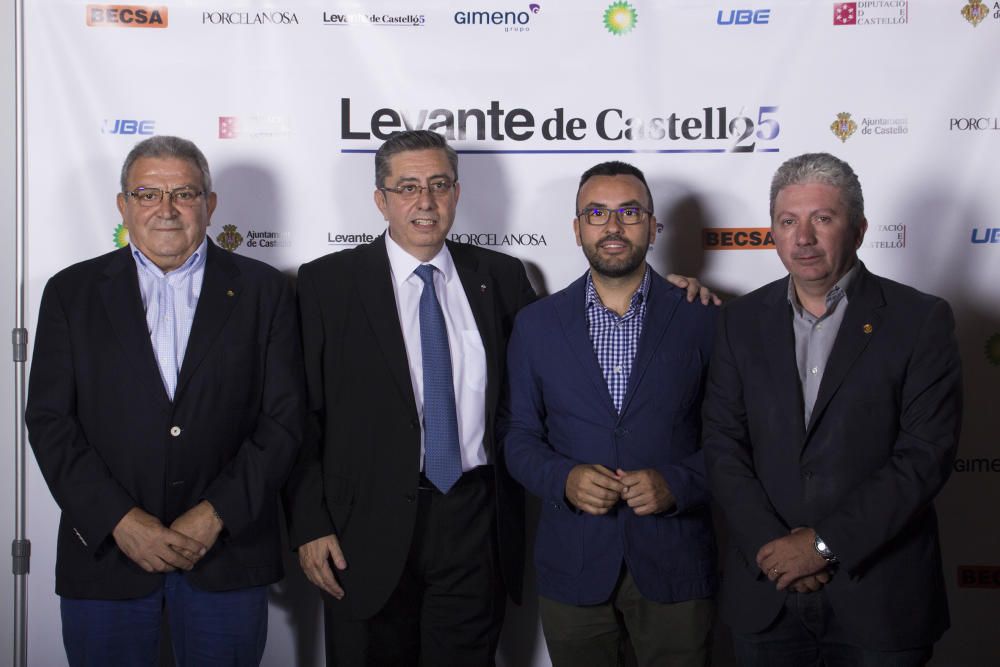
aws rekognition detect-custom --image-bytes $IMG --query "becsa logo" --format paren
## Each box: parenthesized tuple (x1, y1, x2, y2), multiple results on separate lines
(86, 5, 168, 28)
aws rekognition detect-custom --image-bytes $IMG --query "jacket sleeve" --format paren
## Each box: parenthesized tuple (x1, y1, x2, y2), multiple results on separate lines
(25, 279, 136, 553)
(202, 275, 306, 537)
(702, 304, 790, 571)
(281, 263, 338, 548)
(814, 298, 961, 573)
(500, 312, 578, 506)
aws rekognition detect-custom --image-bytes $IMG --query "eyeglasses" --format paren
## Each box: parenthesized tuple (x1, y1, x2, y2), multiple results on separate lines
(380, 178, 457, 201)
(577, 206, 651, 226)
(124, 186, 205, 208)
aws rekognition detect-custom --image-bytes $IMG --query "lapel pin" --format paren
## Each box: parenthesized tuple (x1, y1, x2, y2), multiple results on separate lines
(480, 284, 487, 293)
(863, 323, 873, 334)
(226, 289, 235, 297)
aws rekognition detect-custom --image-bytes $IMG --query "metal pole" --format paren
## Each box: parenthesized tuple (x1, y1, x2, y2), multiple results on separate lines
(12, 0, 30, 664)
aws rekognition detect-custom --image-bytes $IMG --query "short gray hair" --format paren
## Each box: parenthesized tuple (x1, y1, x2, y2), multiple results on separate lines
(120, 135, 212, 193)
(769, 153, 865, 230)
(374, 130, 458, 189)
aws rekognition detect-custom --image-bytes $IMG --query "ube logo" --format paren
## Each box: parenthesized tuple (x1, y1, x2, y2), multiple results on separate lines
(102, 119, 155, 135)
(717, 8, 770, 25)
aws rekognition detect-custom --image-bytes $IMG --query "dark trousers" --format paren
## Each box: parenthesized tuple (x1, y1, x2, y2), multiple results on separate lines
(61, 571, 268, 667)
(325, 466, 505, 667)
(732, 589, 933, 667)
(539, 569, 714, 667)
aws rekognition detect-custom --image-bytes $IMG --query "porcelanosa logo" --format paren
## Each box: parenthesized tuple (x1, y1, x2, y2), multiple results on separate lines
(833, 2, 908, 26)
(322, 11, 426, 26)
(454, 4, 540, 32)
(449, 232, 548, 247)
(340, 98, 782, 153)
(202, 10, 299, 25)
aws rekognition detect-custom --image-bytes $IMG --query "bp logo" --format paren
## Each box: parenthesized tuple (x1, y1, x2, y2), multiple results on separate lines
(216, 224, 244, 251)
(986, 333, 1000, 366)
(604, 1, 637, 35)
(830, 112, 857, 142)
(113, 223, 129, 249)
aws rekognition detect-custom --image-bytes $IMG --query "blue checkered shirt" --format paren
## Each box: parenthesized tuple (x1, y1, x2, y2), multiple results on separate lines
(585, 268, 650, 413)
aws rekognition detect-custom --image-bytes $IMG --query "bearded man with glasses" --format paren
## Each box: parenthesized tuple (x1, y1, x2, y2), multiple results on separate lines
(25, 135, 305, 665)
(501, 161, 719, 667)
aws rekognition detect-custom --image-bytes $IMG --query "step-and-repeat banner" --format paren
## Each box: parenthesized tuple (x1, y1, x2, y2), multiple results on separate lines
(22, 1, 1000, 665)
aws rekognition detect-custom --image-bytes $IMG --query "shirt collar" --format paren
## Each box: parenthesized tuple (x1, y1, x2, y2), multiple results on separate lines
(385, 230, 456, 288)
(787, 260, 859, 317)
(131, 236, 208, 280)
(585, 265, 651, 312)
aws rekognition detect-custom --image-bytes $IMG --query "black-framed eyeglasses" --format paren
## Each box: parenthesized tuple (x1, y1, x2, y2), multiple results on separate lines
(577, 206, 651, 226)
(124, 186, 205, 208)
(380, 178, 457, 201)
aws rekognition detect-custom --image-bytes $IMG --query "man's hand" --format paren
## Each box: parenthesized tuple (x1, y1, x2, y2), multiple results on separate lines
(756, 527, 828, 591)
(790, 570, 832, 594)
(665, 274, 722, 306)
(617, 468, 676, 516)
(565, 464, 625, 515)
(298, 534, 347, 600)
(112, 507, 208, 573)
(170, 500, 224, 555)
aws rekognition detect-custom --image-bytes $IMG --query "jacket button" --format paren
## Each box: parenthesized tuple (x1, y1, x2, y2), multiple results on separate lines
(404, 493, 416, 502)
(170, 426, 182, 437)
(803, 470, 814, 480)
(410, 419, 419, 430)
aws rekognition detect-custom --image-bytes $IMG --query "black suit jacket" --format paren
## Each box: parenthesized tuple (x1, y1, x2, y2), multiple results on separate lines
(702, 263, 962, 650)
(25, 241, 304, 599)
(284, 234, 535, 620)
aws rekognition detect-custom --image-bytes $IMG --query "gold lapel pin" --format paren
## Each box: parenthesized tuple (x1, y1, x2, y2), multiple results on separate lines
(226, 289, 235, 297)
(863, 323, 873, 334)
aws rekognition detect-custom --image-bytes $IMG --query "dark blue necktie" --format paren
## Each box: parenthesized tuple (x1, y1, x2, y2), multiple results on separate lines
(414, 264, 462, 493)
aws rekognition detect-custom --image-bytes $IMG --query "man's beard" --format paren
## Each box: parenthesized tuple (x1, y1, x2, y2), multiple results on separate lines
(583, 234, 649, 279)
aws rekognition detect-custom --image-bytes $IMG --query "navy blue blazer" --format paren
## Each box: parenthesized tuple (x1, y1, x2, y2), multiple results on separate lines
(501, 268, 717, 606)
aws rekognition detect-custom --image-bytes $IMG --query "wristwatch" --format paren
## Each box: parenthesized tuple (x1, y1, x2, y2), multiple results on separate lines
(814, 533, 838, 564)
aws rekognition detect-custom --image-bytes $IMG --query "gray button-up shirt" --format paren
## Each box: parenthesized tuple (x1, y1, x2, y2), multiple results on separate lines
(789, 263, 859, 425)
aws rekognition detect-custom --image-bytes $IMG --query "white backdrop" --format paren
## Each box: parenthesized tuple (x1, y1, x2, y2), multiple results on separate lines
(18, 1, 1000, 665)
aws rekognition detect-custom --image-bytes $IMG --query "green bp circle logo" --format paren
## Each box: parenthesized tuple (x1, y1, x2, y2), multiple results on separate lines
(986, 333, 1000, 366)
(604, 1, 638, 35)
(113, 223, 129, 249)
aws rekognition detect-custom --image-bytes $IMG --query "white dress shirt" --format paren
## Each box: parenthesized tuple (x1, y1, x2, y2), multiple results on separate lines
(385, 231, 488, 472)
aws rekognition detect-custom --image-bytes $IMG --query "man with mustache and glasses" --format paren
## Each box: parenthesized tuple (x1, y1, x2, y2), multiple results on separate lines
(703, 153, 961, 666)
(502, 161, 719, 667)
(25, 135, 304, 665)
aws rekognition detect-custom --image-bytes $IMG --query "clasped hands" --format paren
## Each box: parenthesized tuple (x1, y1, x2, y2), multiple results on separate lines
(565, 463, 675, 516)
(111, 500, 223, 574)
(756, 526, 833, 593)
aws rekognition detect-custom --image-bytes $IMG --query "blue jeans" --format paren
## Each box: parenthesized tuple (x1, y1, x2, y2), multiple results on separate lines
(61, 572, 267, 667)
(732, 590, 932, 667)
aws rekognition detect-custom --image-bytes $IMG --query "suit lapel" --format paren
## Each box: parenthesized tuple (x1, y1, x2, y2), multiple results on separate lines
(176, 241, 241, 400)
(449, 242, 500, 427)
(356, 236, 417, 411)
(98, 247, 170, 405)
(555, 273, 617, 418)
(805, 266, 885, 437)
(618, 270, 681, 419)
(761, 278, 807, 437)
